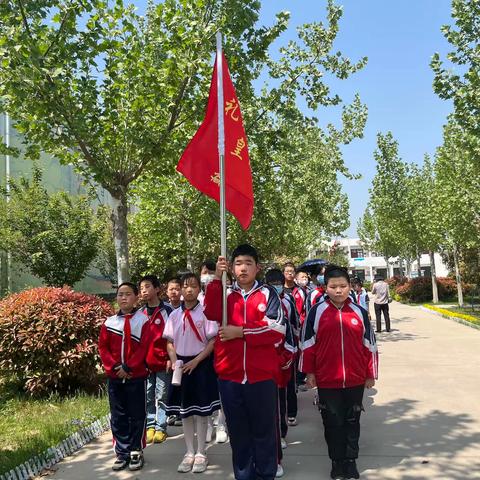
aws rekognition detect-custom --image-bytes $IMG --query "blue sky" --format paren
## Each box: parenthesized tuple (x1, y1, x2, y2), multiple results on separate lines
(259, 0, 453, 236)
(134, 1, 454, 236)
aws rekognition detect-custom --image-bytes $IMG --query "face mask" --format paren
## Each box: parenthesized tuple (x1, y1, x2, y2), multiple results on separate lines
(296, 279, 308, 287)
(200, 274, 215, 286)
(317, 274, 325, 285)
(272, 285, 283, 295)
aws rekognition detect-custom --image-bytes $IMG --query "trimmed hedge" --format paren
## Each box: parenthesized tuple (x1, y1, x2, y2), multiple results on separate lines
(0, 287, 114, 395)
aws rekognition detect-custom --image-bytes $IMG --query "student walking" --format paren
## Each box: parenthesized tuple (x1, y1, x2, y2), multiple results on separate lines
(300, 265, 378, 480)
(98, 282, 150, 472)
(139, 275, 172, 444)
(164, 273, 221, 474)
(204, 244, 286, 480)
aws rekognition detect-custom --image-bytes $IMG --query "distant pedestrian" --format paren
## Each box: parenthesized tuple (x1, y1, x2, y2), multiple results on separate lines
(372, 277, 391, 332)
(352, 279, 371, 320)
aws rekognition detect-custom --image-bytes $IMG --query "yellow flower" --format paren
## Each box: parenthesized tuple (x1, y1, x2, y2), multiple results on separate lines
(423, 304, 480, 325)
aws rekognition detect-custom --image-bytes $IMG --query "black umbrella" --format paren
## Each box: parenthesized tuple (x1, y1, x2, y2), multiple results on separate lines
(297, 259, 329, 275)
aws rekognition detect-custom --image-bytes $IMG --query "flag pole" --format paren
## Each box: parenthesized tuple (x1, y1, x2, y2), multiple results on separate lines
(216, 32, 228, 327)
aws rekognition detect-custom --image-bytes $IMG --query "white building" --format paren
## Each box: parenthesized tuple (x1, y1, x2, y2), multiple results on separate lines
(309, 238, 449, 281)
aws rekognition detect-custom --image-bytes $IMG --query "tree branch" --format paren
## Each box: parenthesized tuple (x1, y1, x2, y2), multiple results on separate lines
(247, 48, 321, 134)
(16, 0, 33, 41)
(43, 2, 74, 59)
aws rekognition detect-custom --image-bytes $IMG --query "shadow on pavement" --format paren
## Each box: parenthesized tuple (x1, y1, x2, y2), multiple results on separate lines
(360, 392, 480, 479)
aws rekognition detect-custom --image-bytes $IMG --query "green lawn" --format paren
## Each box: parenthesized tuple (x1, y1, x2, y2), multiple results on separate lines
(0, 378, 109, 475)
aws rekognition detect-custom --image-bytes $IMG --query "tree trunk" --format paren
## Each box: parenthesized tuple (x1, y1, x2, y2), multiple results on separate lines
(185, 218, 194, 271)
(405, 259, 411, 278)
(417, 252, 422, 277)
(429, 250, 439, 304)
(182, 198, 195, 271)
(453, 245, 464, 307)
(384, 257, 391, 279)
(398, 258, 404, 278)
(111, 191, 130, 284)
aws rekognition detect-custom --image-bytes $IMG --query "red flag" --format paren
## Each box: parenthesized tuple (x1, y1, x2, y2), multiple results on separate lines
(176, 53, 254, 230)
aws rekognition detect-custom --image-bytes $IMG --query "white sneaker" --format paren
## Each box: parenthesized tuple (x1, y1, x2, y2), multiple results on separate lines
(177, 454, 195, 473)
(276, 464, 284, 477)
(281, 437, 287, 449)
(206, 420, 213, 443)
(192, 453, 208, 473)
(216, 425, 228, 443)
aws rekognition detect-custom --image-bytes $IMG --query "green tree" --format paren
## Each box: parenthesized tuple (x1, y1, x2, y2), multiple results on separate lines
(359, 132, 411, 277)
(431, 0, 480, 139)
(407, 156, 443, 302)
(0, 166, 101, 286)
(129, 3, 367, 271)
(434, 119, 480, 306)
(0, 0, 366, 282)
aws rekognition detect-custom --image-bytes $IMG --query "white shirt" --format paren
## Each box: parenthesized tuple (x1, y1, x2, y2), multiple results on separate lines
(163, 302, 218, 357)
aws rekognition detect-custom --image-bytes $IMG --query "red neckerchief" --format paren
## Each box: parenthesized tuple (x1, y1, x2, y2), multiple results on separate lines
(183, 308, 203, 342)
(123, 313, 133, 362)
(357, 292, 361, 304)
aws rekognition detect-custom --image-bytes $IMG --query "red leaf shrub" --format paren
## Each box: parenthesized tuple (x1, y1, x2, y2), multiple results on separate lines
(386, 275, 408, 288)
(0, 287, 114, 395)
(394, 277, 473, 303)
(395, 277, 432, 302)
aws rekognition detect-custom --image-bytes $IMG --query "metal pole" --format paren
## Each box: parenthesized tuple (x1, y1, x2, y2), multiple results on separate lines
(216, 32, 228, 327)
(5, 113, 11, 293)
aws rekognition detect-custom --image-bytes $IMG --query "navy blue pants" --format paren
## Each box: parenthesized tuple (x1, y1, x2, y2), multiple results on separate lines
(286, 362, 297, 418)
(108, 377, 147, 460)
(219, 379, 278, 480)
(278, 387, 288, 439)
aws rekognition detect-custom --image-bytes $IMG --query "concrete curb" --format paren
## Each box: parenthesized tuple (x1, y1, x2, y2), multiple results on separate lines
(0, 415, 111, 480)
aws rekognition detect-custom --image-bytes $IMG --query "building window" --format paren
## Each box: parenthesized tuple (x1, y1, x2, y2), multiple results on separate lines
(350, 248, 364, 259)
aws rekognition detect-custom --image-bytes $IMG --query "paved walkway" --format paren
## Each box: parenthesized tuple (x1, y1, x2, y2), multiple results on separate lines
(47, 302, 480, 479)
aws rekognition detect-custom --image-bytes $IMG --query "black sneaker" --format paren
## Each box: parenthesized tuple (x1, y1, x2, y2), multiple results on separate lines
(167, 415, 176, 426)
(330, 460, 345, 479)
(129, 451, 144, 471)
(112, 457, 129, 471)
(344, 459, 359, 479)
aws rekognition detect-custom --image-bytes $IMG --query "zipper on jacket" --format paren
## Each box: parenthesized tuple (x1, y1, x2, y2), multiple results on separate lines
(232, 284, 262, 385)
(120, 314, 125, 365)
(338, 308, 346, 388)
(242, 298, 247, 384)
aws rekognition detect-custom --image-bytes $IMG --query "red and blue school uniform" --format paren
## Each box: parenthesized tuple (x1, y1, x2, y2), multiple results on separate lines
(276, 295, 297, 455)
(306, 286, 325, 314)
(292, 285, 308, 325)
(300, 298, 378, 462)
(204, 279, 285, 480)
(163, 301, 220, 418)
(353, 288, 370, 311)
(98, 309, 150, 461)
(143, 302, 172, 433)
